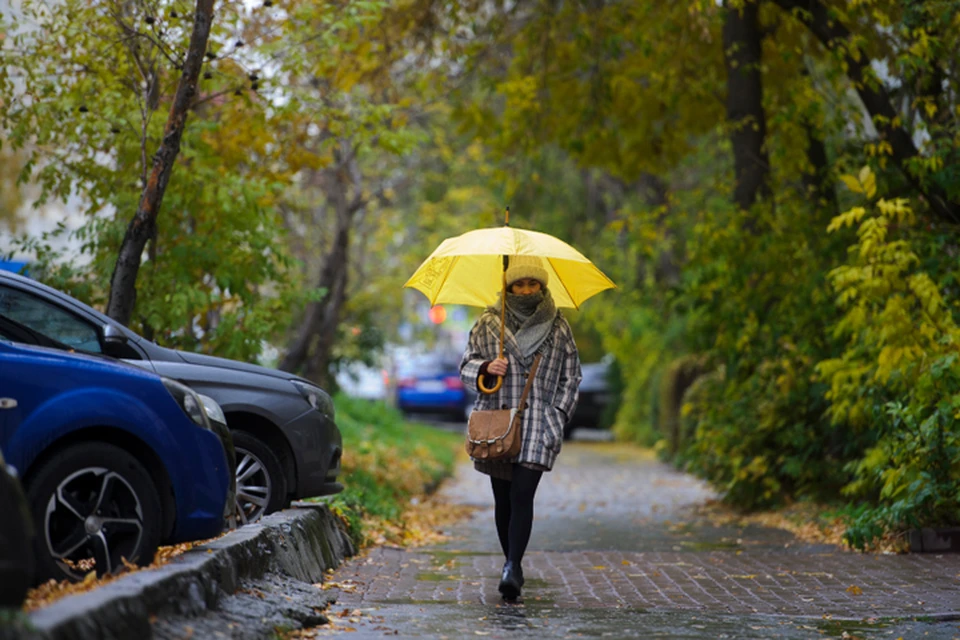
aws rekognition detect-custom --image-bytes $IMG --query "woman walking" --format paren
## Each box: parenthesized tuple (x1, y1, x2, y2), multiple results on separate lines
(459, 255, 582, 601)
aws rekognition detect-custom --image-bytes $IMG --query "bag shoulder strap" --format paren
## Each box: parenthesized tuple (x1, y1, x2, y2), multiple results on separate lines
(517, 354, 542, 413)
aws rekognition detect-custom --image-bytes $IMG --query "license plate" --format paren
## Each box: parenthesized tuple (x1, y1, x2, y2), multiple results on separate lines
(416, 380, 446, 393)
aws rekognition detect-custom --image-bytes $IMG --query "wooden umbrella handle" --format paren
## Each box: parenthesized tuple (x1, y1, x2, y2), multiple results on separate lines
(478, 267, 507, 394)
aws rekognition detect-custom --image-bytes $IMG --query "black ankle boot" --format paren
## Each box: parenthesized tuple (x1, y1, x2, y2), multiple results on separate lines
(501, 559, 525, 587)
(499, 561, 522, 600)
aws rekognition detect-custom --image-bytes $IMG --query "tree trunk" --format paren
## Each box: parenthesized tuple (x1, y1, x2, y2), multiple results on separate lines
(302, 219, 350, 389)
(279, 151, 363, 388)
(722, 0, 770, 215)
(772, 0, 960, 223)
(106, 0, 216, 325)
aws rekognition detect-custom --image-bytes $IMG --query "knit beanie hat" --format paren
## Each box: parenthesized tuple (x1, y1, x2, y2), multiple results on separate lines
(505, 255, 549, 287)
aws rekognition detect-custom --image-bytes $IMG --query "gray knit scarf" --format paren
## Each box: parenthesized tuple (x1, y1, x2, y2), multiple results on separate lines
(490, 288, 557, 364)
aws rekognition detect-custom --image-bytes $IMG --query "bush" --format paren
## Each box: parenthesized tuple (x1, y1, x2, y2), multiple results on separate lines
(657, 354, 708, 456)
(818, 179, 960, 548)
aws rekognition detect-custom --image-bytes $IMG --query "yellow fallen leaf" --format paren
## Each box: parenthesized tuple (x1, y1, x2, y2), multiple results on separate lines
(846, 585, 863, 595)
(592, 565, 607, 570)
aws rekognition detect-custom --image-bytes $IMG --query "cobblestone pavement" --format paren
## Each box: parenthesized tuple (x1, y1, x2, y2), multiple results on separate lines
(321, 441, 960, 639)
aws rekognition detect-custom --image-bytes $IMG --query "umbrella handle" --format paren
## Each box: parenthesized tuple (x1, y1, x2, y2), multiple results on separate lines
(478, 373, 503, 394)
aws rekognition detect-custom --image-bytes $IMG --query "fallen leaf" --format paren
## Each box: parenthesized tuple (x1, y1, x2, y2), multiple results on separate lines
(846, 585, 863, 595)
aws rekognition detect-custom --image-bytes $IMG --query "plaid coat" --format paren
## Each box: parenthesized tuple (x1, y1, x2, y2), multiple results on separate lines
(460, 309, 582, 471)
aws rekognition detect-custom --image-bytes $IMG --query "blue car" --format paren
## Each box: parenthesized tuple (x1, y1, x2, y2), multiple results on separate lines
(0, 339, 232, 583)
(396, 353, 474, 421)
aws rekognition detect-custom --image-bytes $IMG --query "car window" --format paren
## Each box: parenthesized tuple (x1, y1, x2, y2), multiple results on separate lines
(397, 355, 459, 378)
(0, 285, 102, 353)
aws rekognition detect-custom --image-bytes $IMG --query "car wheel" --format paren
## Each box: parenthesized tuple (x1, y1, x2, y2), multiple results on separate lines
(563, 424, 575, 441)
(25, 442, 163, 583)
(0, 467, 34, 606)
(232, 431, 287, 525)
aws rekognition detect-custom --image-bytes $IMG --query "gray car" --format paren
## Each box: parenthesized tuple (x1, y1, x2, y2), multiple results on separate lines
(0, 270, 343, 524)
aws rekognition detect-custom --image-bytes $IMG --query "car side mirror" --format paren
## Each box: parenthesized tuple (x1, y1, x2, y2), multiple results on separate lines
(102, 323, 128, 344)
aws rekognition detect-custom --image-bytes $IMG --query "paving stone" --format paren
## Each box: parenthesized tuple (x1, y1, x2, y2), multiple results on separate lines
(324, 442, 960, 638)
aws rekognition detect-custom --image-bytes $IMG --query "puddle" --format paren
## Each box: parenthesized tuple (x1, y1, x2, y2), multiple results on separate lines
(343, 603, 960, 639)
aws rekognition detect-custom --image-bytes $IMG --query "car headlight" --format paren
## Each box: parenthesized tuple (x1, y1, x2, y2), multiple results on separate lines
(162, 378, 210, 428)
(197, 393, 227, 426)
(291, 380, 335, 420)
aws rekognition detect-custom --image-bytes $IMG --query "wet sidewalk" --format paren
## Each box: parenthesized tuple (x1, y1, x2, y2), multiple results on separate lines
(322, 442, 960, 639)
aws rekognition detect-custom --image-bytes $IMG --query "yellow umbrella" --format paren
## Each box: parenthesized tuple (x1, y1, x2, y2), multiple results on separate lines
(404, 209, 615, 392)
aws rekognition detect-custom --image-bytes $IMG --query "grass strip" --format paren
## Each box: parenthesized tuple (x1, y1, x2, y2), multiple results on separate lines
(310, 395, 463, 548)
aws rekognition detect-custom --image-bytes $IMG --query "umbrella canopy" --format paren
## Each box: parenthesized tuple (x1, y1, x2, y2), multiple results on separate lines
(404, 226, 615, 309)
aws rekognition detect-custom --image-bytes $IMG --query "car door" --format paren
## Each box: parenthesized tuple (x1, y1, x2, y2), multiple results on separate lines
(0, 369, 18, 449)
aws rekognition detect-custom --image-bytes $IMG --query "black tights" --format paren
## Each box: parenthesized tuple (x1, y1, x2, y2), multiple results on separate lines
(490, 465, 543, 565)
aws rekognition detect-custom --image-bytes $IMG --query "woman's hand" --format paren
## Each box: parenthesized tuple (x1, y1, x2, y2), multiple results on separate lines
(487, 357, 509, 376)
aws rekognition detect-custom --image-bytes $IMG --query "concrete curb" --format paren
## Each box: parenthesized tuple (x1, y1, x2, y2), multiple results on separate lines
(8, 503, 355, 640)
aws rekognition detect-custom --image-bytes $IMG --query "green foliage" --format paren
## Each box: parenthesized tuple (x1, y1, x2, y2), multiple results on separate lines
(320, 395, 461, 548)
(0, 0, 358, 361)
(818, 178, 960, 547)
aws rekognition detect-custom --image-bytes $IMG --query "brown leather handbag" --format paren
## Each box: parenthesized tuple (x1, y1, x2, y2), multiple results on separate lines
(465, 355, 541, 461)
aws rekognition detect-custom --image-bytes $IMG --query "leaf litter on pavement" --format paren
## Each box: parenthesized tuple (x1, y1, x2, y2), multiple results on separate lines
(284, 491, 477, 639)
(22, 533, 227, 612)
(692, 499, 908, 553)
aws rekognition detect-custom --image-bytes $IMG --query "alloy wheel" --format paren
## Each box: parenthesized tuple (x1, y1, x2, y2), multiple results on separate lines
(234, 449, 272, 525)
(43, 467, 145, 579)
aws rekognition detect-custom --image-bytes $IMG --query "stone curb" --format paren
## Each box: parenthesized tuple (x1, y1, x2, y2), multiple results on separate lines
(7, 503, 355, 640)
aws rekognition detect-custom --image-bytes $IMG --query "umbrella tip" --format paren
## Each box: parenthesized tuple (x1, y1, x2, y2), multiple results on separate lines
(504, 206, 510, 227)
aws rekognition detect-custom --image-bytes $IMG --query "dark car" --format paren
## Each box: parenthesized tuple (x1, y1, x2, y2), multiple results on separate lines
(0, 448, 34, 606)
(396, 353, 473, 421)
(0, 339, 233, 582)
(0, 270, 342, 524)
(567, 356, 616, 439)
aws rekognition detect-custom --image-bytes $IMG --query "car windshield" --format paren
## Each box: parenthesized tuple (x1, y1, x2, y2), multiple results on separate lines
(397, 355, 459, 379)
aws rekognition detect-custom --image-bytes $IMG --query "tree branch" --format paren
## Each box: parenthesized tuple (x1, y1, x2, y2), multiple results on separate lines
(106, 0, 216, 325)
(772, 0, 960, 223)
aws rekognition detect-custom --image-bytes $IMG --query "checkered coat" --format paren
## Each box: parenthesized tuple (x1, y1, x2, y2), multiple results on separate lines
(460, 309, 582, 471)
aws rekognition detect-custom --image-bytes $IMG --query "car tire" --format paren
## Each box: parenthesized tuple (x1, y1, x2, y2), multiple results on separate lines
(563, 424, 575, 441)
(25, 442, 163, 583)
(232, 431, 287, 525)
(0, 471, 34, 606)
